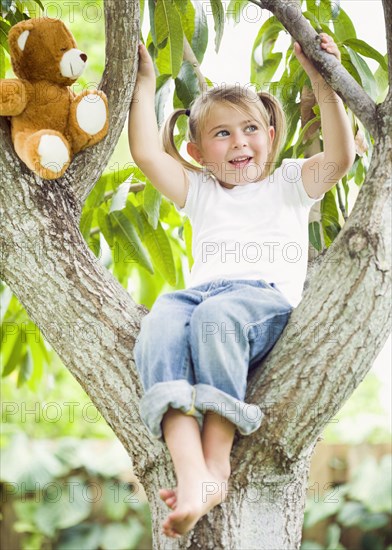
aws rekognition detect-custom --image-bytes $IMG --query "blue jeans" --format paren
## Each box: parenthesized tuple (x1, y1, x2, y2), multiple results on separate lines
(134, 278, 293, 441)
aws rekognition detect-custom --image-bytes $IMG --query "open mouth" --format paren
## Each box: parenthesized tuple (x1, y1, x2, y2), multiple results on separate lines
(228, 156, 252, 168)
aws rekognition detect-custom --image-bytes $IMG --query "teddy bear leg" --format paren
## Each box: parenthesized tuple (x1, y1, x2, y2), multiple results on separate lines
(14, 130, 71, 180)
(70, 90, 109, 153)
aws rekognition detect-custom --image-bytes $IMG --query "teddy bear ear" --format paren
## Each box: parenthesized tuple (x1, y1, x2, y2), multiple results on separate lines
(17, 30, 30, 51)
(8, 19, 35, 53)
(8, 19, 35, 77)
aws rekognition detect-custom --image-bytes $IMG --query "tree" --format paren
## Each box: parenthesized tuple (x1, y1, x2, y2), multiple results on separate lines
(0, 0, 390, 548)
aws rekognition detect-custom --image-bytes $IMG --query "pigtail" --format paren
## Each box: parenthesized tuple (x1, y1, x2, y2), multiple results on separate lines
(258, 92, 287, 172)
(161, 109, 202, 172)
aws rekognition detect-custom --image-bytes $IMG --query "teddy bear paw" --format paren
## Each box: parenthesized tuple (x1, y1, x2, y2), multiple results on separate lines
(38, 134, 70, 177)
(76, 93, 107, 135)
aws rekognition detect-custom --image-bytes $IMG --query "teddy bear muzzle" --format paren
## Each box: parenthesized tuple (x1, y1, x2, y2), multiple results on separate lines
(60, 49, 88, 79)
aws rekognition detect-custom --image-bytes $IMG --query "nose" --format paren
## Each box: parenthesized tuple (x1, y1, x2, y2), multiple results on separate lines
(232, 130, 248, 148)
(80, 53, 88, 62)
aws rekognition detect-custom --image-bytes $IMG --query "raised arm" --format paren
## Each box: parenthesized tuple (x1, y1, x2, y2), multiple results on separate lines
(294, 34, 356, 199)
(128, 44, 188, 208)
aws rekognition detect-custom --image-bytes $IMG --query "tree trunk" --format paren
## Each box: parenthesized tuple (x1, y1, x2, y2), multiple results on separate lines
(0, 1, 391, 549)
(144, 443, 315, 549)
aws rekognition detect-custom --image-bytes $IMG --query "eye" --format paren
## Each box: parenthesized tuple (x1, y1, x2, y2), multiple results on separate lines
(245, 124, 258, 133)
(60, 47, 68, 52)
(216, 129, 229, 137)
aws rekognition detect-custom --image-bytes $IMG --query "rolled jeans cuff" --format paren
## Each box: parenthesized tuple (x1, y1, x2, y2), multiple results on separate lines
(139, 380, 204, 441)
(194, 383, 264, 436)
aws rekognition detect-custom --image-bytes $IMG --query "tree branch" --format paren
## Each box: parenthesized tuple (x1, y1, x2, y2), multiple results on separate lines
(65, 0, 140, 207)
(249, 0, 378, 137)
(183, 36, 207, 91)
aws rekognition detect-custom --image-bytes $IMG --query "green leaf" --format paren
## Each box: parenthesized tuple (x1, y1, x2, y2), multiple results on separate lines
(110, 211, 154, 274)
(79, 209, 94, 241)
(345, 47, 378, 100)
(125, 200, 145, 236)
(339, 51, 361, 86)
(343, 38, 388, 72)
(183, 217, 194, 270)
(0, 284, 13, 322)
(226, 0, 247, 25)
(309, 221, 322, 251)
(251, 16, 284, 88)
(101, 520, 144, 550)
(57, 524, 103, 550)
(2, 325, 23, 377)
(0, 19, 10, 57)
(325, 523, 343, 550)
(303, 489, 342, 528)
(303, 10, 321, 33)
(85, 174, 109, 209)
(360, 513, 390, 531)
(337, 501, 366, 527)
(35, 477, 92, 536)
(25, 328, 46, 391)
(97, 207, 114, 248)
(210, 0, 224, 53)
(139, 211, 177, 285)
(293, 115, 321, 157)
(17, 349, 33, 387)
(374, 57, 389, 103)
(1, 0, 13, 13)
(192, 1, 208, 63)
(109, 179, 131, 213)
(155, 0, 183, 78)
(347, 455, 392, 513)
(321, 190, 341, 247)
(176, 0, 195, 44)
(143, 180, 162, 230)
(155, 73, 172, 128)
(148, 0, 157, 45)
(333, 7, 356, 41)
(253, 54, 283, 90)
(175, 60, 200, 107)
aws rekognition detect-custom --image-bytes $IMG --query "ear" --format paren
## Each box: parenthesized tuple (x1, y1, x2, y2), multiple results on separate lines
(8, 19, 35, 76)
(187, 142, 203, 165)
(8, 19, 34, 53)
(268, 125, 275, 144)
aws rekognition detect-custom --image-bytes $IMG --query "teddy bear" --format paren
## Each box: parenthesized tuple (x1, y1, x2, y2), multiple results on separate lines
(0, 17, 109, 180)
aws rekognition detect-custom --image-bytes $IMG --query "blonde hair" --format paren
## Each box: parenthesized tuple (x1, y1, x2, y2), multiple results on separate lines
(161, 84, 287, 177)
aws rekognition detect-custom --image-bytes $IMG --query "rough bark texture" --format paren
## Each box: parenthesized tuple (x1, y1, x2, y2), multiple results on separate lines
(0, 1, 391, 549)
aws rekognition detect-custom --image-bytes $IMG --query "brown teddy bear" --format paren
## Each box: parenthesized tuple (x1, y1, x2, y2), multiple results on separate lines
(0, 17, 109, 180)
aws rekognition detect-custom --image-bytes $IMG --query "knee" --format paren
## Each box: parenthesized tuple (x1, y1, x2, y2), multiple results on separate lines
(190, 303, 236, 345)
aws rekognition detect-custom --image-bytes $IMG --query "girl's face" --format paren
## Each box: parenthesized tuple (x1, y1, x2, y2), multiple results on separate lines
(187, 103, 275, 189)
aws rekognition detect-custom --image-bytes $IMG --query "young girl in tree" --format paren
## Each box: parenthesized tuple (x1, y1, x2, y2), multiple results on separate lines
(129, 34, 355, 539)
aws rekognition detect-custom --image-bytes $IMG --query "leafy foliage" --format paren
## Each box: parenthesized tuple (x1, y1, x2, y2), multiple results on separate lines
(302, 454, 392, 550)
(0, 434, 152, 549)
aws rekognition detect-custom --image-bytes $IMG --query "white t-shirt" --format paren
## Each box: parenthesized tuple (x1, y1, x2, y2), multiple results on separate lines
(175, 158, 324, 308)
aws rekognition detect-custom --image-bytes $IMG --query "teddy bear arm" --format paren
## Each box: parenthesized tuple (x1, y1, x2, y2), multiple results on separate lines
(0, 79, 29, 116)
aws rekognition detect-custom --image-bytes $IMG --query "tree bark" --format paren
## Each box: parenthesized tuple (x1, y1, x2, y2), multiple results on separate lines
(0, 1, 390, 549)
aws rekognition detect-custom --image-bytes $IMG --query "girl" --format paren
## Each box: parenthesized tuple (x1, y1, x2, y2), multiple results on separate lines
(129, 34, 355, 539)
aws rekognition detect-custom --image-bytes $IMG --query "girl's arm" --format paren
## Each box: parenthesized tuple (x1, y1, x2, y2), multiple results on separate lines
(294, 34, 356, 199)
(128, 44, 188, 208)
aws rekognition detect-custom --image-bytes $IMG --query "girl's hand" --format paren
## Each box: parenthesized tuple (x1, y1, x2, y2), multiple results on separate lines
(136, 43, 156, 84)
(294, 33, 341, 83)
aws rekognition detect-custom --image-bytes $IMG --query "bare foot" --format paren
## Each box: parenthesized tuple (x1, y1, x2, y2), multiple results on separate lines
(161, 468, 229, 538)
(160, 461, 231, 512)
(159, 488, 177, 509)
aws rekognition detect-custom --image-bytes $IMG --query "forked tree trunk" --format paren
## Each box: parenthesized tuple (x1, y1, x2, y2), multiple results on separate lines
(0, 1, 391, 548)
